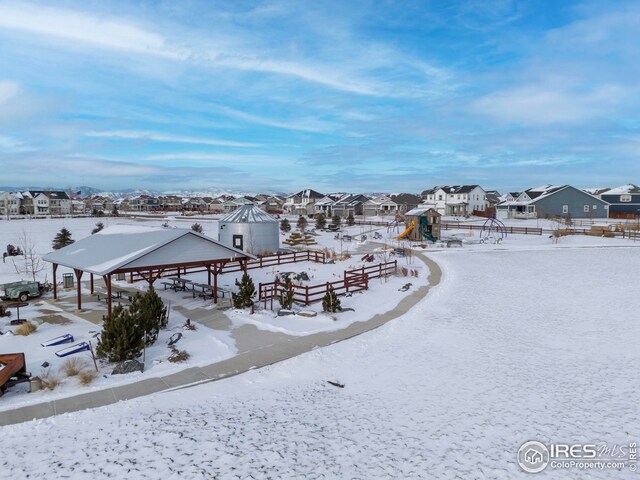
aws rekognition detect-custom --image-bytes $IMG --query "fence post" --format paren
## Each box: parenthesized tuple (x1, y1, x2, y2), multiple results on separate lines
(344, 270, 349, 292)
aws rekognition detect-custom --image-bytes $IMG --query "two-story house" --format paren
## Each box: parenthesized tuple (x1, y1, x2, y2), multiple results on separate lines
(284, 189, 325, 216)
(421, 185, 486, 216)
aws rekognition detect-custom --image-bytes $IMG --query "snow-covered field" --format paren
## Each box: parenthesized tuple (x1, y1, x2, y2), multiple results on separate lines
(0, 216, 426, 410)
(2, 226, 639, 479)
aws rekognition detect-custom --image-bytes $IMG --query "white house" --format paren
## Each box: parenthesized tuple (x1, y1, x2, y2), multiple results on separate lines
(421, 185, 486, 216)
(284, 189, 325, 215)
(0, 192, 23, 216)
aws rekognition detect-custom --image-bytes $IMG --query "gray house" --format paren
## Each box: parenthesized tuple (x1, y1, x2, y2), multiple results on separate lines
(497, 185, 609, 219)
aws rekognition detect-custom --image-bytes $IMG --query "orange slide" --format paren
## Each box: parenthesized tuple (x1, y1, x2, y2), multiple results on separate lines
(397, 219, 415, 239)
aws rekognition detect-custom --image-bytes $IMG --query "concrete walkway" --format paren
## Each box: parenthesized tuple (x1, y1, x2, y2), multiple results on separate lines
(0, 251, 442, 427)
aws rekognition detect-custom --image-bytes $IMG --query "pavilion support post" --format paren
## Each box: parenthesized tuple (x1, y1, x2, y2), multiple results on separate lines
(73, 268, 84, 310)
(213, 268, 218, 304)
(52, 263, 58, 300)
(207, 266, 211, 286)
(103, 275, 113, 317)
(90, 273, 94, 294)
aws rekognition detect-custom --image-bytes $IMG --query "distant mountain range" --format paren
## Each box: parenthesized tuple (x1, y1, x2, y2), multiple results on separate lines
(0, 185, 290, 198)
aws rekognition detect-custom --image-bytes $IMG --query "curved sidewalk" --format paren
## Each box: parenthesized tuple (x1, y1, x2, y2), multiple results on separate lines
(0, 252, 442, 427)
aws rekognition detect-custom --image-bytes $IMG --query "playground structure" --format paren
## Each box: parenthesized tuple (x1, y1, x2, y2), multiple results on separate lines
(0, 353, 30, 397)
(387, 215, 404, 234)
(397, 208, 441, 243)
(480, 217, 508, 244)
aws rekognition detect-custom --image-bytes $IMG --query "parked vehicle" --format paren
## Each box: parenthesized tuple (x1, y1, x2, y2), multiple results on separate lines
(0, 281, 46, 302)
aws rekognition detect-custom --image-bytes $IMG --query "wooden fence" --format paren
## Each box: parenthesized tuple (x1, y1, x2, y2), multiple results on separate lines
(129, 250, 325, 283)
(441, 222, 543, 235)
(258, 259, 398, 307)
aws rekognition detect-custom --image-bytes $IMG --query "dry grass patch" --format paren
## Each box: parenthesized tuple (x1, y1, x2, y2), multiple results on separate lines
(168, 349, 190, 363)
(78, 369, 98, 386)
(15, 321, 37, 336)
(62, 357, 88, 377)
(40, 370, 61, 390)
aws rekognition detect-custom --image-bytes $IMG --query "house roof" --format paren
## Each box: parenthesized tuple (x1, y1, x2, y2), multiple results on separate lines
(405, 207, 440, 216)
(604, 184, 640, 195)
(220, 203, 278, 223)
(421, 185, 481, 196)
(42, 225, 253, 276)
(390, 193, 422, 205)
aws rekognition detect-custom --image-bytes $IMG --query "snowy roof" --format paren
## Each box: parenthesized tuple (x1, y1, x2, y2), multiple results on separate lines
(42, 225, 253, 276)
(405, 207, 439, 216)
(220, 203, 278, 223)
(605, 184, 640, 194)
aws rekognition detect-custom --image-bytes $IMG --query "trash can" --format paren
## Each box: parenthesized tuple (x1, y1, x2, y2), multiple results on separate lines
(63, 273, 74, 288)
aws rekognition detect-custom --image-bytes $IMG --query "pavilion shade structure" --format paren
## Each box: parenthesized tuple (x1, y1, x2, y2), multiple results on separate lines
(42, 225, 255, 315)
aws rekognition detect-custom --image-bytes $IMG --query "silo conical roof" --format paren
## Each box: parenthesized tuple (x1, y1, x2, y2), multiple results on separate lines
(220, 203, 278, 223)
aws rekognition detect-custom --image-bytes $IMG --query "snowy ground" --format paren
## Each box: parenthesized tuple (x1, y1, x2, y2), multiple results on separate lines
(2, 232, 639, 478)
(0, 216, 425, 409)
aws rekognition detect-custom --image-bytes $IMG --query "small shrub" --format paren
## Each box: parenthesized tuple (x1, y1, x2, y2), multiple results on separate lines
(62, 357, 86, 377)
(78, 369, 98, 386)
(412, 269, 419, 278)
(15, 321, 37, 336)
(168, 349, 190, 363)
(401, 267, 408, 277)
(40, 370, 61, 390)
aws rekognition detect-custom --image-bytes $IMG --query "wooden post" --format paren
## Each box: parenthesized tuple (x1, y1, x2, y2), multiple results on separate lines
(344, 270, 349, 293)
(90, 273, 94, 294)
(207, 265, 212, 286)
(103, 274, 113, 317)
(213, 267, 218, 304)
(52, 263, 58, 300)
(73, 268, 83, 310)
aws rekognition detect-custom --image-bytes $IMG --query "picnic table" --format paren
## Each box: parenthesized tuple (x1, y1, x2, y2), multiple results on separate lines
(162, 277, 194, 292)
(191, 283, 230, 300)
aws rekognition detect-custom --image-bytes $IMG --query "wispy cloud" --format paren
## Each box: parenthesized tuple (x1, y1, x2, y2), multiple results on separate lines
(86, 130, 260, 148)
(211, 104, 336, 133)
(0, 79, 21, 104)
(0, 2, 185, 59)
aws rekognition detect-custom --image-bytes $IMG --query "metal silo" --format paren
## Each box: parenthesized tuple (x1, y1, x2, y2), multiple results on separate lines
(218, 204, 280, 255)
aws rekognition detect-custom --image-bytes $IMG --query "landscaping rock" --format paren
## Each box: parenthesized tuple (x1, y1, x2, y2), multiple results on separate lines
(278, 309, 295, 317)
(112, 359, 144, 375)
(297, 310, 317, 318)
(338, 307, 355, 313)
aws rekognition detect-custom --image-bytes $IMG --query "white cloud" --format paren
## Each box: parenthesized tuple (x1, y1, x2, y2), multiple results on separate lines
(0, 79, 21, 105)
(86, 130, 260, 148)
(0, 2, 186, 59)
(212, 104, 335, 133)
(470, 83, 625, 125)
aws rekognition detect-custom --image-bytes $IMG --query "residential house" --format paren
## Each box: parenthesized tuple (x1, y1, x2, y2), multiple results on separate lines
(284, 189, 325, 215)
(222, 196, 255, 213)
(598, 185, 640, 219)
(158, 195, 184, 212)
(362, 193, 422, 217)
(421, 185, 486, 216)
(331, 194, 370, 218)
(256, 195, 285, 214)
(497, 185, 609, 219)
(182, 197, 206, 212)
(0, 192, 23, 216)
(21, 190, 71, 215)
(129, 195, 159, 212)
(314, 194, 343, 216)
(84, 195, 114, 214)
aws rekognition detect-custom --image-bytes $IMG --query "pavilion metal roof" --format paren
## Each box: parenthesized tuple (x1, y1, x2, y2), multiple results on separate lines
(42, 225, 253, 276)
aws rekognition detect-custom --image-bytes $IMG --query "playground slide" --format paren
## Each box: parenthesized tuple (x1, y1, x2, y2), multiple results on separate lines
(397, 220, 415, 239)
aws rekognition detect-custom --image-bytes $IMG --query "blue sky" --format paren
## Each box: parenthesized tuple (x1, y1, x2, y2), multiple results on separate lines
(0, 0, 638, 193)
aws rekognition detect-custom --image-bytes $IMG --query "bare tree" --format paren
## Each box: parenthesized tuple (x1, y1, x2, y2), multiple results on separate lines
(13, 229, 45, 281)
